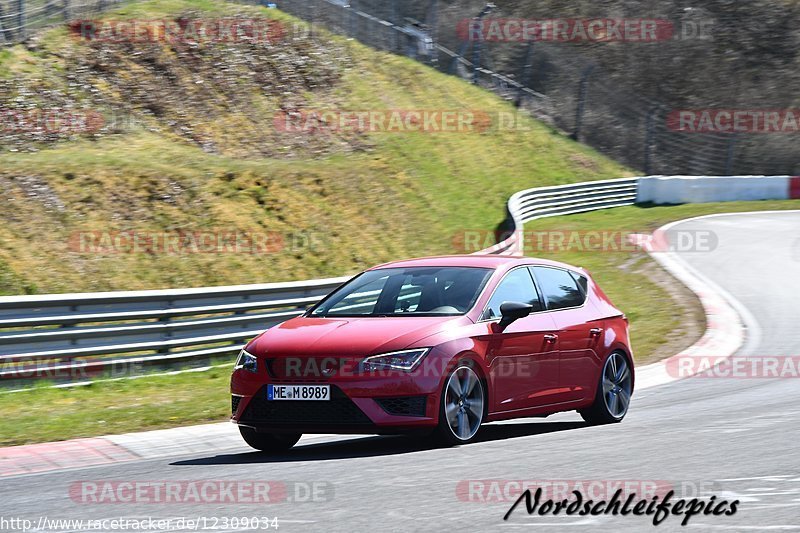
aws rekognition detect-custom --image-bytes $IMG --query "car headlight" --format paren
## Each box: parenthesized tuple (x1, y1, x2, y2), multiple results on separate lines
(361, 348, 430, 372)
(234, 349, 258, 373)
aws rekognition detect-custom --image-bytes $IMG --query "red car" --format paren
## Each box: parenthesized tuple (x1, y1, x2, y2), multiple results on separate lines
(231, 255, 634, 451)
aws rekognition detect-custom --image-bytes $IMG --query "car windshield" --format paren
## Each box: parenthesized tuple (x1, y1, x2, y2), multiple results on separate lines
(309, 266, 493, 317)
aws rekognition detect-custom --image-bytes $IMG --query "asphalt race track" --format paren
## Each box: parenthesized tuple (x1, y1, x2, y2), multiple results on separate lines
(2, 211, 799, 532)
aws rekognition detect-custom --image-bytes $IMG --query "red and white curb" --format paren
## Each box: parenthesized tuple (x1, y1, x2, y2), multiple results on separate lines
(631, 215, 749, 389)
(0, 424, 341, 478)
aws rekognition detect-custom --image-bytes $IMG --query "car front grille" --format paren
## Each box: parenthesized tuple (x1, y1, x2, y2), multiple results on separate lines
(375, 396, 428, 417)
(240, 385, 373, 426)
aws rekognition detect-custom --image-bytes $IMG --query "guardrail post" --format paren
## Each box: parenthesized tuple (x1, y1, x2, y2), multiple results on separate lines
(571, 64, 596, 141)
(63, 0, 71, 21)
(159, 299, 173, 351)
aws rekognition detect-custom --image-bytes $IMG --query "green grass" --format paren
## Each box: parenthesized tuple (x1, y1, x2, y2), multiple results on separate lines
(0, 367, 232, 447)
(1, 200, 797, 447)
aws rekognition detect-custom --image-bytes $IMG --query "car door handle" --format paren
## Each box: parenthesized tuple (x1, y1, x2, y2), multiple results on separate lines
(589, 328, 602, 337)
(543, 334, 558, 343)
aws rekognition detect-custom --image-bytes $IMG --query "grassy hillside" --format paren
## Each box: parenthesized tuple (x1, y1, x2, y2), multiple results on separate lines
(0, 0, 629, 295)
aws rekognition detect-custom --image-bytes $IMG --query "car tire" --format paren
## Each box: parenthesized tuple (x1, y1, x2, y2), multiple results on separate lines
(579, 351, 633, 425)
(434, 364, 485, 446)
(239, 427, 302, 452)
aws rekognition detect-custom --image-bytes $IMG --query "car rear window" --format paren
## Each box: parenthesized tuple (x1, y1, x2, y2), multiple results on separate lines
(571, 272, 589, 296)
(530, 266, 586, 310)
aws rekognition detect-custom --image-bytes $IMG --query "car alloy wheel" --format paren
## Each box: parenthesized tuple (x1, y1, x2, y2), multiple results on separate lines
(439, 365, 485, 444)
(603, 352, 633, 419)
(580, 351, 633, 425)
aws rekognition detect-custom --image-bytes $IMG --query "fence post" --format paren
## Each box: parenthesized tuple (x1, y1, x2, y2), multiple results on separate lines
(17, 0, 26, 41)
(514, 41, 534, 108)
(428, 0, 438, 64)
(348, 3, 355, 37)
(571, 64, 596, 141)
(0, 2, 6, 44)
(390, 0, 402, 54)
(724, 133, 738, 175)
(307, 0, 314, 39)
(63, 0, 71, 21)
(644, 106, 660, 175)
(471, 24, 482, 84)
(469, 4, 495, 84)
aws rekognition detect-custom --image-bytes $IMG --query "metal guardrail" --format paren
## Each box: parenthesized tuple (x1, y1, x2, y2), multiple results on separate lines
(482, 177, 640, 255)
(0, 277, 350, 386)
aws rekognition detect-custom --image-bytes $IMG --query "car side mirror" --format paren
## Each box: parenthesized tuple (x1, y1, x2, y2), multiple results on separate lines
(498, 301, 534, 331)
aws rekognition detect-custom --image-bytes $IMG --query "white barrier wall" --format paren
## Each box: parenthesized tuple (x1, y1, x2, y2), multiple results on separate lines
(637, 176, 793, 205)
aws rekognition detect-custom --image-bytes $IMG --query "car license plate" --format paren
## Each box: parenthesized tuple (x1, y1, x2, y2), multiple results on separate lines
(268, 384, 330, 401)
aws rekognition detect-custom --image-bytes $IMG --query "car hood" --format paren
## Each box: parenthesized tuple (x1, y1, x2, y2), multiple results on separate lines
(247, 315, 470, 358)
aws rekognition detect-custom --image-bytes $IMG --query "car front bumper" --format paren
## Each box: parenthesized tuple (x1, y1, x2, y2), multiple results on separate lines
(230, 368, 443, 434)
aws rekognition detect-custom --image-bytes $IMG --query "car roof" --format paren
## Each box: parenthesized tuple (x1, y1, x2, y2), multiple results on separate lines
(368, 254, 584, 273)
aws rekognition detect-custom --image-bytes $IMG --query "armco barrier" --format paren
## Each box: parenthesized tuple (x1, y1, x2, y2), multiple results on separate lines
(481, 177, 640, 256)
(1, 176, 796, 387)
(0, 277, 349, 387)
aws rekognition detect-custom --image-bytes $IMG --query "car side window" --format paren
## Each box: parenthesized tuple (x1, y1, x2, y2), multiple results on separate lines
(571, 272, 589, 296)
(483, 268, 542, 320)
(531, 267, 585, 310)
